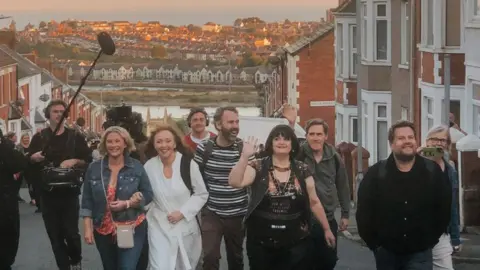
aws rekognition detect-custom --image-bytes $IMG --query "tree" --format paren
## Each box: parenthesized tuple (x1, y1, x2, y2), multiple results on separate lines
(39, 21, 47, 29)
(151, 45, 167, 59)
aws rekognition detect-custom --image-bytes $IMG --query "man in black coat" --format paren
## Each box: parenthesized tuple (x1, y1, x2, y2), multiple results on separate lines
(0, 129, 28, 270)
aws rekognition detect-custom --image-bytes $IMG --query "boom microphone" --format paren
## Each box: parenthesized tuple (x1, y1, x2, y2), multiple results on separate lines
(97, 32, 116, 56)
(42, 32, 116, 154)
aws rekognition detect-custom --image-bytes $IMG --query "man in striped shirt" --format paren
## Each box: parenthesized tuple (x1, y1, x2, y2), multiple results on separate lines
(194, 106, 253, 270)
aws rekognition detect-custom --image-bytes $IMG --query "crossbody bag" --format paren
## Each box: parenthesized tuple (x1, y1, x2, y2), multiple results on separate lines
(100, 160, 135, 249)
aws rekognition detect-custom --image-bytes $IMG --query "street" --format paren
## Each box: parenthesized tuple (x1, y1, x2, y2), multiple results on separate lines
(12, 189, 477, 270)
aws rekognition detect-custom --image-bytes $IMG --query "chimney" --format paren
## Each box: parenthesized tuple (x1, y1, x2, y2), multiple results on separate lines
(0, 30, 16, 50)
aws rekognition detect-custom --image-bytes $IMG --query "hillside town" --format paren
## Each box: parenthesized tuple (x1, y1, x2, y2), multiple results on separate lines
(2, 0, 480, 268)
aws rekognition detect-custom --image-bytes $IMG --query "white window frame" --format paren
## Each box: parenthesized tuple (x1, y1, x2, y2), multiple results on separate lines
(375, 103, 389, 161)
(400, 1, 410, 66)
(336, 112, 344, 143)
(421, 0, 435, 46)
(361, 1, 368, 60)
(337, 23, 344, 76)
(466, 0, 480, 26)
(401, 107, 409, 120)
(472, 83, 480, 136)
(363, 102, 368, 148)
(374, 1, 390, 62)
(350, 25, 358, 77)
(425, 97, 435, 131)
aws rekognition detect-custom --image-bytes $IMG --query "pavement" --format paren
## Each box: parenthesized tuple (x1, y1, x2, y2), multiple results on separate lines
(12, 189, 479, 269)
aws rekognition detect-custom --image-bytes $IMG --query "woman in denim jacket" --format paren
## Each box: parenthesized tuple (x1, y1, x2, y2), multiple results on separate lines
(80, 126, 153, 270)
(419, 125, 461, 270)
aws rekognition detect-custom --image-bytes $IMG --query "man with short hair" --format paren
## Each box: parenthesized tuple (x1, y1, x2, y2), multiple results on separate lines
(194, 106, 251, 270)
(356, 120, 451, 270)
(184, 107, 215, 151)
(28, 99, 91, 270)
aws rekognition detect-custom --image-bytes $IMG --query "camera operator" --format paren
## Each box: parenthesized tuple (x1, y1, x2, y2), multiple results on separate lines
(28, 100, 92, 270)
(0, 128, 28, 270)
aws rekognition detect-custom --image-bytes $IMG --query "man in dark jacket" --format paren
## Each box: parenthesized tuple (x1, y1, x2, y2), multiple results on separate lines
(296, 119, 350, 270)
(356, 120, 451, 270)
(0, 129, 28, 270)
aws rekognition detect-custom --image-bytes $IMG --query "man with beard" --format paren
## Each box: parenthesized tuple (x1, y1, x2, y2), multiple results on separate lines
(29, 100, 91, 270)
(0, 129, 28, 270)
(356, 120, 451, 270)
(282, 105, 350, 270)
(184, 107, 216, 152)
(194, 106, 252, 270)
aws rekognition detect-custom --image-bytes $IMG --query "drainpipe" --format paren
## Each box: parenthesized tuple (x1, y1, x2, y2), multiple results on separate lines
(409, 0, 416, 121)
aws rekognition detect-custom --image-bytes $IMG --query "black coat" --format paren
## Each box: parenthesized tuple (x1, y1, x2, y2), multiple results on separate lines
(0, 137, 28, 207)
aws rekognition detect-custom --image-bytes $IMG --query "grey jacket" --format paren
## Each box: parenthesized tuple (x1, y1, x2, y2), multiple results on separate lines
(297, 142, 350, 220)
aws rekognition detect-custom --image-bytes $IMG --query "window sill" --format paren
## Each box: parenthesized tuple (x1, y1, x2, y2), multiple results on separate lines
(417, 45, 463, 54)
(398, 64, 409, 70)
(361, 60, 392, 67)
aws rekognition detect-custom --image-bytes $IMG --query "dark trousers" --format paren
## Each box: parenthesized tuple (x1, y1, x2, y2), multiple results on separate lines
(94, 221, 147, 270)
(201, 208, 245, 270)
(135, 229, 149, 270)
(0, 202, 20, 270)
(311, 218, 338, 270)
(374, 247, 433, 270)
(247, 237, 312, 270)
(41, 195, 82, 270)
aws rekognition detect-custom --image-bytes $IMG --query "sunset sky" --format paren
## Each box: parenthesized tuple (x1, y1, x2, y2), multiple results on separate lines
(5, 0, 338, 11)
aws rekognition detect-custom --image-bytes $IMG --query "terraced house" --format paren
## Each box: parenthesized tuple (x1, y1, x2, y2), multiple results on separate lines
(333, 0, 466, 164)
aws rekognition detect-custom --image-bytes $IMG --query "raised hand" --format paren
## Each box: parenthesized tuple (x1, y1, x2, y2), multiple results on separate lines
(242, 136, 259, 158)
(282, 104, 298, 125)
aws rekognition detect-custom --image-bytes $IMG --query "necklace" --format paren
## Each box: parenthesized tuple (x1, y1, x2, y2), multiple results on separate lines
(273, 165, 291, 172)
(271, 169, 292, 195)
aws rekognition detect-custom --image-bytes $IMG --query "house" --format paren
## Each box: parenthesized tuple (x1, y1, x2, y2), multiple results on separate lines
(202, 22, 221, 33)
(464, 0, 480, 136)
(267, 24, 336, 145)
(0, 50, 18, 135)
(416, 0, 465, 142)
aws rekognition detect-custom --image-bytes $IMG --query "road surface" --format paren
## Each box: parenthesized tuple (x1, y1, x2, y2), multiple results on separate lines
(12, 189, 477, 269)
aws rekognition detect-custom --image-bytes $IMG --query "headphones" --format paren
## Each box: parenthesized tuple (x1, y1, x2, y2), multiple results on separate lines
(187, 107, 209, 128)
(44, 100, 69, 120)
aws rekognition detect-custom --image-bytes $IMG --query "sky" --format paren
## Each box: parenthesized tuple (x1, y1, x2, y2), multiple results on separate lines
(1, 0, 338, 28)
(4, 0, 338, 11)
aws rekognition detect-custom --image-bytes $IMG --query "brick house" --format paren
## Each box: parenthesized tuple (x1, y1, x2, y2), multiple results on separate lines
(0, 50, 18, 134)
(267, 24, 336, 145)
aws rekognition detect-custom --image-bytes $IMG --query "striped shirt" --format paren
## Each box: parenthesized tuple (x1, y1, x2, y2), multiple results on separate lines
(194, 138, 253, 217)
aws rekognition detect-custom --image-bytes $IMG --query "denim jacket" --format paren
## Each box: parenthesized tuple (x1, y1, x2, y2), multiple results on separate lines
(80, 155, 153, 228)
(444, 159, 461, 246)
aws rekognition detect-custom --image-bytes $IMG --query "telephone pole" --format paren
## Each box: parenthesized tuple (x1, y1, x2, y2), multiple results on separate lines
(354, 0, 363, 206)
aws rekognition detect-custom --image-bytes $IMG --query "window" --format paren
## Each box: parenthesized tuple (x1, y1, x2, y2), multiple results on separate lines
(337, 23, 344, 76)
(425, 97, 434, 130)
(376, 104, 388, 161)
(336, 113, 344, 142)
(362, 3, 368, 59)
(375, 3, 388, 61)
(401, 107, 408, 120)
(473, 83, 480, 136)
(425, 0, 434, 45)
(9, 122, 16, 132)
(476, 0, 480, 16)
(363, 102, 368, 148)
(400, 1, 410, 65)
(350, 25, 358, 76)
(350, 117, 358, 143)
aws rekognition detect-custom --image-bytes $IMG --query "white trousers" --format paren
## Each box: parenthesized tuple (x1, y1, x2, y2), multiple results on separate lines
(432, 233, 454, 270)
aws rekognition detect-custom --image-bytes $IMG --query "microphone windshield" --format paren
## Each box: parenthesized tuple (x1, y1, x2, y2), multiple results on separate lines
(97, 32, 116, 56)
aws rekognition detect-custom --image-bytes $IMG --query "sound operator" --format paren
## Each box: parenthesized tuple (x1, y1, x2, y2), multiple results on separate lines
(0, 128, 28, 270)
(28, 99, 92, 270)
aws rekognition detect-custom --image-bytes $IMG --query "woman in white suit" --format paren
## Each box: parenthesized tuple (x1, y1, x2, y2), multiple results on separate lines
(143, 124, 208, 270)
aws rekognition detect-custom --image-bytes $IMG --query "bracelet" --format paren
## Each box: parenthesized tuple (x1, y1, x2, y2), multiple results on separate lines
(126, 200, 130, 209)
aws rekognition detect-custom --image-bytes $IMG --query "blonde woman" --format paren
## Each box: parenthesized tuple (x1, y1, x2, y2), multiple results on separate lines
(80, 126, 153, 270)
(143, 124, 208, 270)
(418, 125, 461, 270)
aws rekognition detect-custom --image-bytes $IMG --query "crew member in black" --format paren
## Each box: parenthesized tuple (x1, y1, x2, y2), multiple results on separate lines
(0, 129, 28, 270)
(28, 100, 92, 270)
(356, 120, 451, 270)
(229, 125, 335, 270)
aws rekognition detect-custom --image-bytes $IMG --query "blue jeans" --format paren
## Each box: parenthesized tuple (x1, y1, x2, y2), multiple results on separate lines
(94, 221, 147, 270)
(374, 247, 433, 270)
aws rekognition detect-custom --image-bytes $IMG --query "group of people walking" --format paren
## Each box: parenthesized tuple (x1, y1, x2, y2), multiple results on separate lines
(0, 98, 461, 270)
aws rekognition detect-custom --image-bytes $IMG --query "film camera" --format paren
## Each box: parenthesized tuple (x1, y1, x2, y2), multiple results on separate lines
(102, 105, 147, 143)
